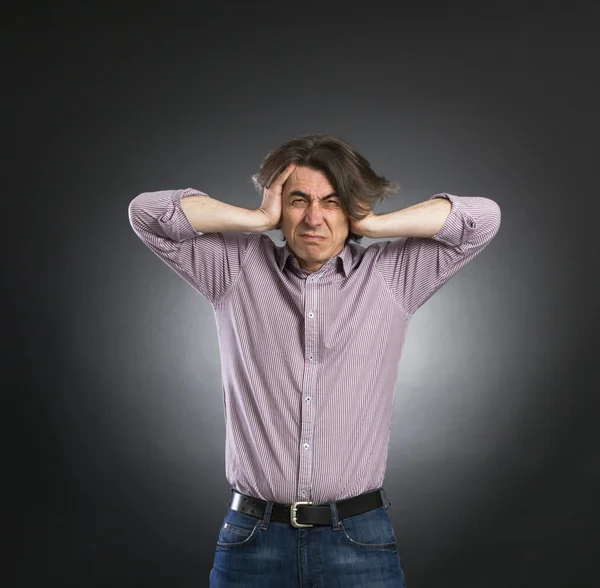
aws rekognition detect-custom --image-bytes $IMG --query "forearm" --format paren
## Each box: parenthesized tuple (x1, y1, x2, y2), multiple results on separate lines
(362, 197, 452, 239)
(181, 194, 269, 233)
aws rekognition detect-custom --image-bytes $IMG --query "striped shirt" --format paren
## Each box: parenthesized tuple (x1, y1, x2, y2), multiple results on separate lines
(128, 188, 501, 505)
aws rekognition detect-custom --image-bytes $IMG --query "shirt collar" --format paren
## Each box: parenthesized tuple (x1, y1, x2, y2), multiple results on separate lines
(277, 239, 353, 278)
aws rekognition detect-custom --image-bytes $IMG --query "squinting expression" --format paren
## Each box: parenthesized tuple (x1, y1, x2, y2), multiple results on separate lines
(281, 166, 350, 273)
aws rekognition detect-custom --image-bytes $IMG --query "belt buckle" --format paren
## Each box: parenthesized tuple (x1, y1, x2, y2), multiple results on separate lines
(290, 501, 313, 528)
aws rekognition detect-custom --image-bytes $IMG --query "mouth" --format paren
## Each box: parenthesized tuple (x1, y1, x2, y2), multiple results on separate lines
(301, 234, 325, 241)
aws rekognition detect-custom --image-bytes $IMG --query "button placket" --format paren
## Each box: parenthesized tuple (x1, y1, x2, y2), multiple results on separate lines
(298, 276, 318, 502)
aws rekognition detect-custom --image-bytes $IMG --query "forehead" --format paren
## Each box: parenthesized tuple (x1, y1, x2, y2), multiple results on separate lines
(285, 166, 334, 194)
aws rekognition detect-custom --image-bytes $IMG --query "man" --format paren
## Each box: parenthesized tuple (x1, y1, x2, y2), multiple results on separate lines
(128, 133, 501, 587)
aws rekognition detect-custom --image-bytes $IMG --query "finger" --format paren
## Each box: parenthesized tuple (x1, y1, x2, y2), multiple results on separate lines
(275, 163, 297, 185)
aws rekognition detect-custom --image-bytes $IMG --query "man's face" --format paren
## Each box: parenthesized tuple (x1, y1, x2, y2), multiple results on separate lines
(281, 166, 350, 273)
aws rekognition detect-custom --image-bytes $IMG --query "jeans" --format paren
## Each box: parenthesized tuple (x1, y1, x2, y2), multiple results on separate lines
(209, 490, 408, 587)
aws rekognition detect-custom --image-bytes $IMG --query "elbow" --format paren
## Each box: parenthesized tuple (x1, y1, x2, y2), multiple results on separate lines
(481, 199, 501, 242)
(128, 198, 141, 230)
(489, 199, 501, 237)
(128, 193, 150, 233)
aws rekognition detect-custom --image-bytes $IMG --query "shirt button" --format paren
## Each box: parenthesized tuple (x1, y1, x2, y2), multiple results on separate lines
(303, 443, 309, 449)
(301, 490, 306, 496)
(308, 312, 314, 318)
(306, 396, 311, 402)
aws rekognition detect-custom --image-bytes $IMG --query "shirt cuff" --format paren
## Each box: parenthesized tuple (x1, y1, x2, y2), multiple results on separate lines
(427, 193, 477, 248)
(159, 187, 209, 241)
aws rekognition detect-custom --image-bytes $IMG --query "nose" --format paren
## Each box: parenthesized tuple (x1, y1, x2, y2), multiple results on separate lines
(304, 201, 325, 226)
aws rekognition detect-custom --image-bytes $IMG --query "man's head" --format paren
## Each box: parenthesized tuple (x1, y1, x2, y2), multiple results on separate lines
(279, 166, 349, 272)
(251, 134, 400, 271)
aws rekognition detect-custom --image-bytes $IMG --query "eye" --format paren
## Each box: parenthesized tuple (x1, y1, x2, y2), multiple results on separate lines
(291, 199, 340, 206)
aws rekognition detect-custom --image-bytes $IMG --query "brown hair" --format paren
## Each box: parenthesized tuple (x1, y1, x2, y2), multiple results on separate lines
(250, 133, 401, 244)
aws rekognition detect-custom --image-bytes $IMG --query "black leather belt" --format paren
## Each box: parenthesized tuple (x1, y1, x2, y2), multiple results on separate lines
(229, 487, 386, 528)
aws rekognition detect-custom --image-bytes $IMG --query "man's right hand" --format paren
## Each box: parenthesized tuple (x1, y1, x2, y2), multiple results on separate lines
(257, 162, 297, 231)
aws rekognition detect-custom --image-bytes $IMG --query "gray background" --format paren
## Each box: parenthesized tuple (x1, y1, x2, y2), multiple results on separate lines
(7, 5, 599, 587)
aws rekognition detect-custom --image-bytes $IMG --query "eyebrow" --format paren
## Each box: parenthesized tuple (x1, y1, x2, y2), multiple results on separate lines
(288, 190, 339, 200)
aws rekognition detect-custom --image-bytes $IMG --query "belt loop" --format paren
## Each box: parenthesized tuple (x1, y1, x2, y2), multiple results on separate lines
(329, 500, 341, 530)
(380, 487, 393, 510)
(260, 499, 274, 531)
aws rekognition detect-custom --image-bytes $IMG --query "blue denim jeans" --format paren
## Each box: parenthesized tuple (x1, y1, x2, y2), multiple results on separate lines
(209, 489, 408, 587)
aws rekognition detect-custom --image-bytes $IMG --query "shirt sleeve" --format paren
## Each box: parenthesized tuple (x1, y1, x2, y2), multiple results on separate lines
(128, 187, 256, 306)
(374, 193, 501, 317)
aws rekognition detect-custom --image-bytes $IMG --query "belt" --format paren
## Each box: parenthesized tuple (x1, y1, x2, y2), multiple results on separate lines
(229, 487, 386, 529)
